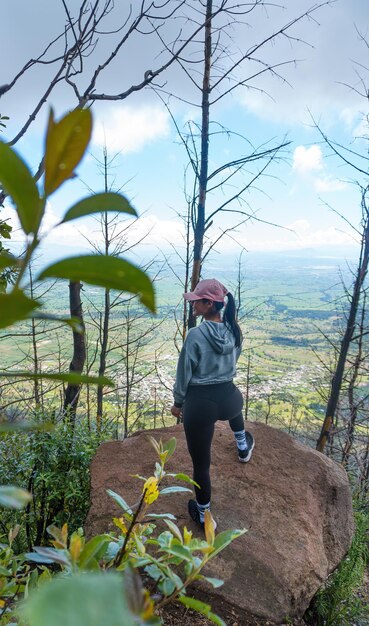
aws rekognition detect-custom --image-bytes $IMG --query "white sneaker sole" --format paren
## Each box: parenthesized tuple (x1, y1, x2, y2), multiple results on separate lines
(238, 441, 255, 463)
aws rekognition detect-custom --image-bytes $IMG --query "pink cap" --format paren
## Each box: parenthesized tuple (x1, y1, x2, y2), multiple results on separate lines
(184, 278, 228, 302)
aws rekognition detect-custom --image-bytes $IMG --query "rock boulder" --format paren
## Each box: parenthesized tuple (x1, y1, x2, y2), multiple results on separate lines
(85, 422, 354, 624)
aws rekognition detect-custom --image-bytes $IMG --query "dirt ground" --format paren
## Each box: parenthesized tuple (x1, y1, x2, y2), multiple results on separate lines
(159, 601, 308, 626)
(159, 570, 369, 625)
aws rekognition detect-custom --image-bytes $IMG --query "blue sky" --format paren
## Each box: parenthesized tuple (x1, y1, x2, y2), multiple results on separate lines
(1, 0, 368, 263)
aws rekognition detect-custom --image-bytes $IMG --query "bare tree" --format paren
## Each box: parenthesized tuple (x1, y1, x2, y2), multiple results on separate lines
(63, 281, 86, 426)
(316, 190, 369, 452)
(156, 0, 330, 326)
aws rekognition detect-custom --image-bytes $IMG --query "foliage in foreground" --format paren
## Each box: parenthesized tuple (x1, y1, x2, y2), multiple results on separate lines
(0, 106, 155, 390)
(307, 506, 369, 626)
(0, 436, 246, 626)
(0, 416, 112, 551)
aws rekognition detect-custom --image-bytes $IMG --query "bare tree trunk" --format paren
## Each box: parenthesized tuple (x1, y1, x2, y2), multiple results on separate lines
(360, 441, 369, 492)
(63, 281, 86, 427)
(188, 0, 212, 329)
(96, 287, 110, 431)
(182, 202, 192, 341)
(341, 293, 366, 466)
(123, 319, 130, 438)
(96, 151, 110, 430)
(317, 201, 369, 452)
(29, 266, 40, 410)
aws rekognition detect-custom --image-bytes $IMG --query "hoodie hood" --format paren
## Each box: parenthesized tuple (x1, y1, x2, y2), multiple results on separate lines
(197, 320, 235, 354)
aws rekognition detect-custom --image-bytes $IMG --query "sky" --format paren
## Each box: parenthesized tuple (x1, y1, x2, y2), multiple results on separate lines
(1, 0, 368, 266)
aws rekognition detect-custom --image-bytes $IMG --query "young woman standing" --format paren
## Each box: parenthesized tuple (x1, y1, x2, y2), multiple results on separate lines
(171, 278, 254, 528)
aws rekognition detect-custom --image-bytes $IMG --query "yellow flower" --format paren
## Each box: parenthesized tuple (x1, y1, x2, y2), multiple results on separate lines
(113, 517, 127, 534)
(143, 476, 159, 504)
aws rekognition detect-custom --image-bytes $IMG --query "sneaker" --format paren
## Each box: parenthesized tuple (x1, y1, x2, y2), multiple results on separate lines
(238, 431, 255, 463)
(188, 500, 217, 530)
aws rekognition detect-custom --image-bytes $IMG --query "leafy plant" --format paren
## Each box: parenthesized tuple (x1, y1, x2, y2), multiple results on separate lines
(0, 107, 155, 388)
(0, 446, 35, 624)
(0, 415, 112, 551)
(21, 436, 246, 626)
(307, 510, 369, 626)
(0, 524, 37, 620)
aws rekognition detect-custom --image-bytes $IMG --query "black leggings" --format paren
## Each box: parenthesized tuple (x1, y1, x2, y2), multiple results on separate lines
(183, 381, 244, 505)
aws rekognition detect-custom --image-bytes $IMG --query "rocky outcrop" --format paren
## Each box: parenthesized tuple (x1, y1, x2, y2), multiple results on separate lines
(85, 422, 354, 624)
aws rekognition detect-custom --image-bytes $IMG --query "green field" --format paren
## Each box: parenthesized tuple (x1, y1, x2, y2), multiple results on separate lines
(0, 251, 358, 441)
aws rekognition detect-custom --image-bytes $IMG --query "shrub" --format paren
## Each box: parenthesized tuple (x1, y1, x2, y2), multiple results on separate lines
(0, 436, 246, 626)
(0, 416, 113, 551)
(306, 509, 369, 626)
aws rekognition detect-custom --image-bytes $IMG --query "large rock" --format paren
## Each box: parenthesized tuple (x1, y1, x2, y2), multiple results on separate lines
(85, 422, 354, 624)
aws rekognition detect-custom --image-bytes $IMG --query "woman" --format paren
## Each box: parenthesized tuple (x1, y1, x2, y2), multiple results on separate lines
(171, 278, 254, 529)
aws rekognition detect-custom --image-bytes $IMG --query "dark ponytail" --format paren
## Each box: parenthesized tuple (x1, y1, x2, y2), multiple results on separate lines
(223, 292, 243, 348)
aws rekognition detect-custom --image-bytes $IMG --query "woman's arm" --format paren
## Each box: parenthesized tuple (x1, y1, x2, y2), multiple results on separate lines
(172, 332, 198, 408)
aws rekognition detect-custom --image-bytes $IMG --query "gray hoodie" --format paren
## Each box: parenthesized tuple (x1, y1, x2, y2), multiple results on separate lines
(173, 320, 242, 406)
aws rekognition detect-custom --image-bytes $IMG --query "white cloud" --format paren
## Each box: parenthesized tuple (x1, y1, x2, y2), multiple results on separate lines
(288, 219, 310, 234)
(3, 199, 356, 261)
(314, 177, 347, 193)
(92, 105, 170, 153)
(292, 145, 323, 173)
(210, 218, 357, 253)
(2, 200, 186, 254)
(240, 226, 354, 252)
(292, 146, 347, 194)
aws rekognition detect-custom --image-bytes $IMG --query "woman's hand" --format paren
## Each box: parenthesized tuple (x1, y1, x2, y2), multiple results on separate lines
(171, 405, 182, 419)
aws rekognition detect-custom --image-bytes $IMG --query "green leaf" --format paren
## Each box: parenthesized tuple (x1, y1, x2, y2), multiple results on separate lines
(79, 535, 111, 569)
(145, 564, 162, 581)
(0, 486, 32, 509)
(0, 251, 18, 271)
(157, 531, 173, 549)
(0, 290, 40, 328)
(106, 489, 133, 515)
(161, 544, 192, 562)
(178, 596, 226, 626)
(212, 528, 247, 557)
(160, 486, 192, 495)
(167, 473, 200, 487)
(164, 519, 183, 543)
(24, 553, 55, 565)
(202, 576, 224, 588)
(0, 371, 114, 387)
(61, 192, 137, 224)
(159, 577, 176, 596)
(22, 573, 136, 626)
(44, 108, 92, 195)
(162, 437, 177, 461)
(0, 221, 12, 239)
(0, 141, 42, 234)
(38, 255, 156, 313)
(30, 547, 70, 567)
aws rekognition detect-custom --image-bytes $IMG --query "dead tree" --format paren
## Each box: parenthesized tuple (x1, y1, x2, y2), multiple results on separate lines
(341, 292, 367, 466)
(63, 281, 86, 427)
(156, 0, 330, 330)
(0, 0, 218, 416)
(317, 187, 369, 452)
